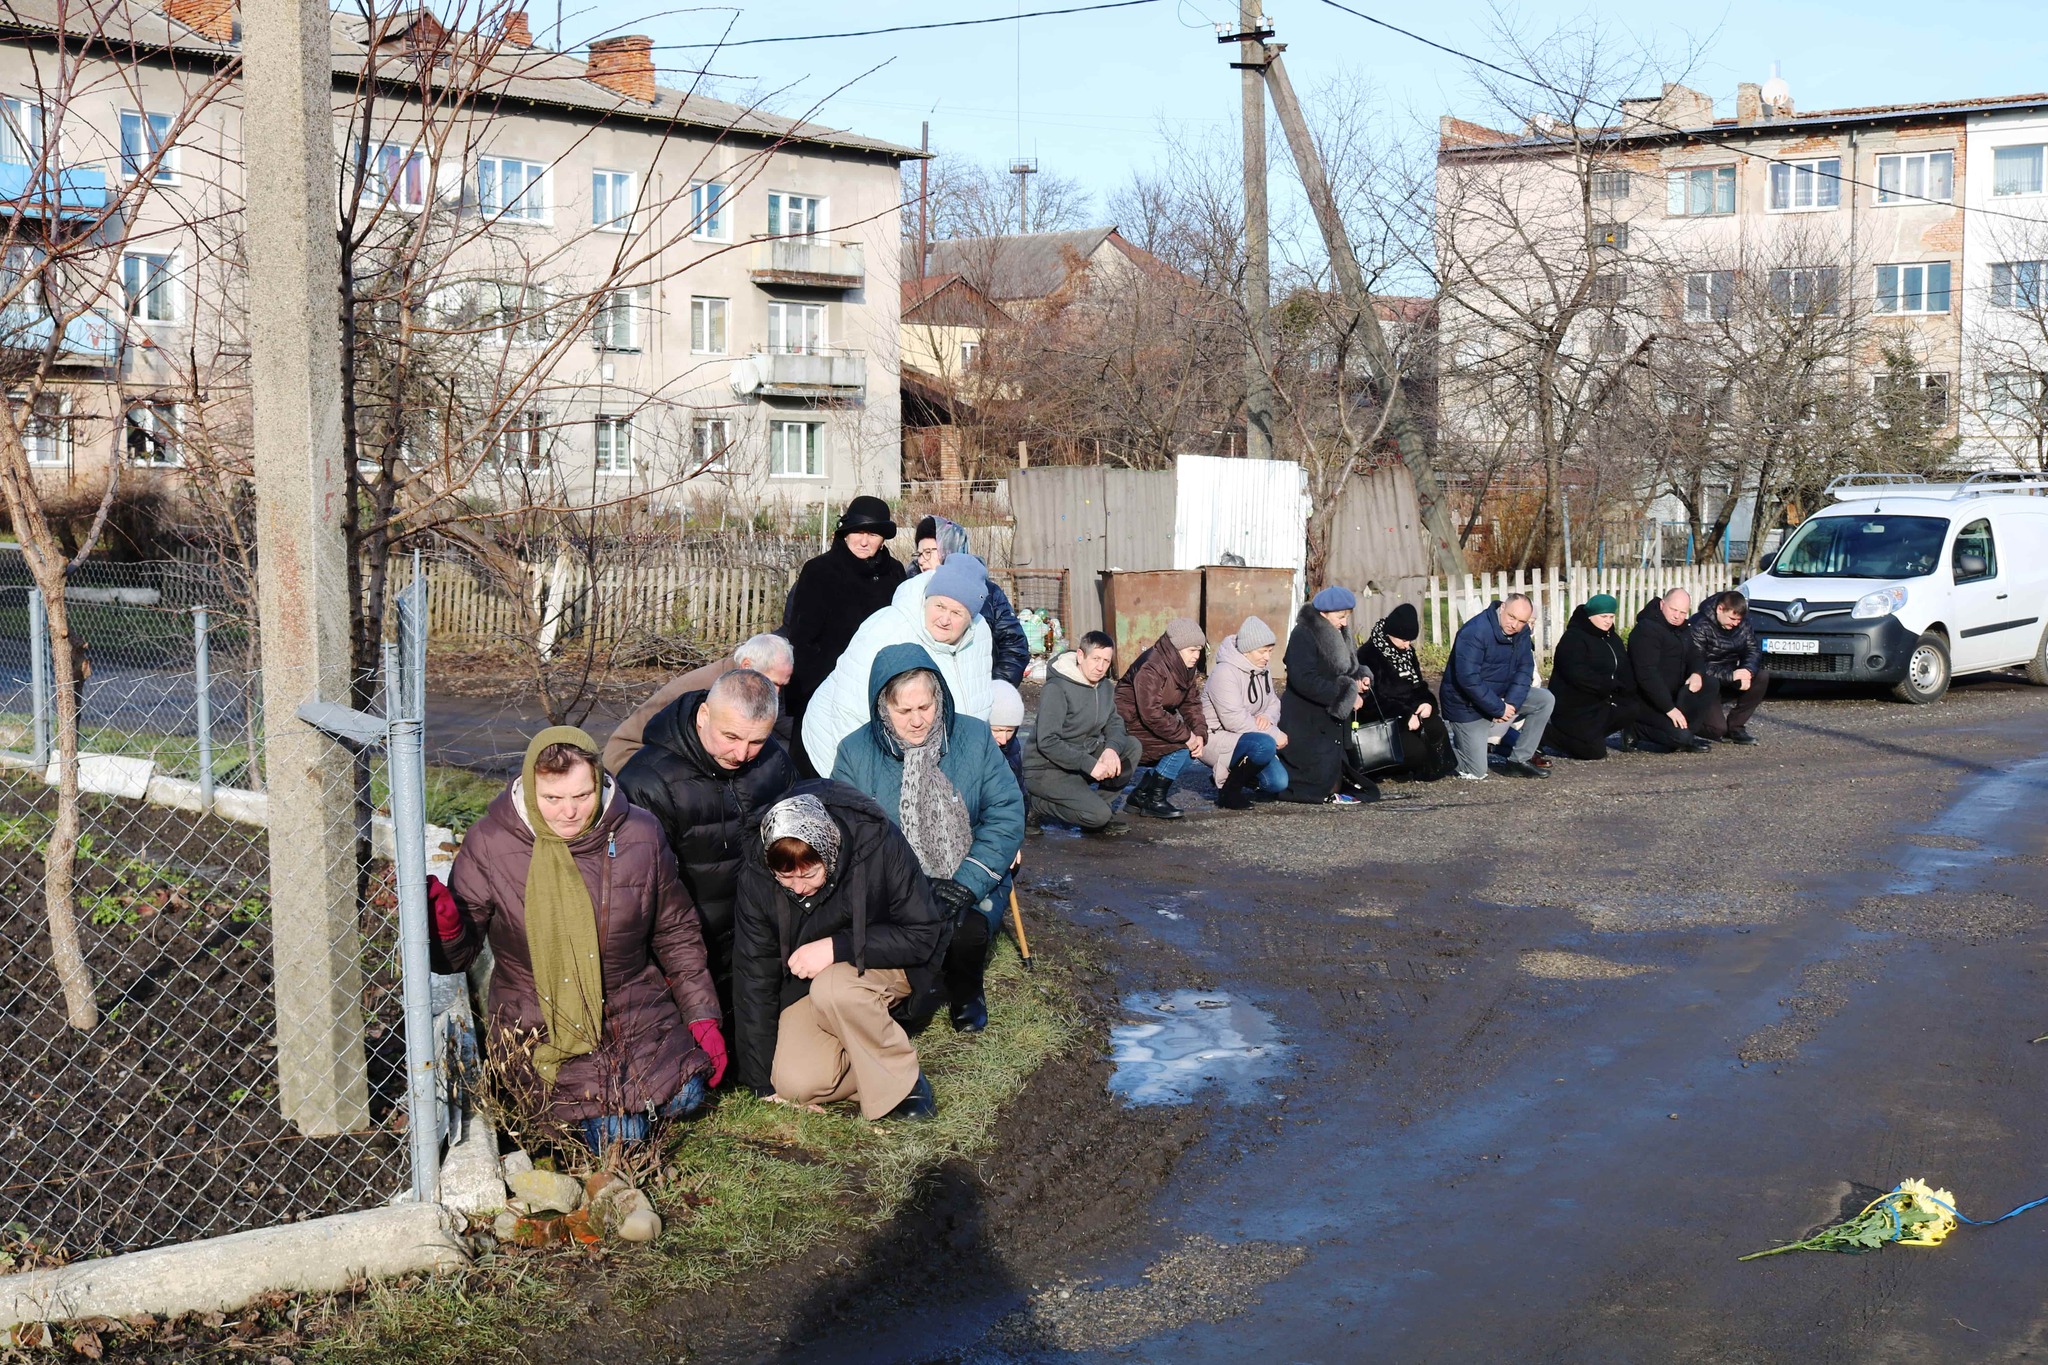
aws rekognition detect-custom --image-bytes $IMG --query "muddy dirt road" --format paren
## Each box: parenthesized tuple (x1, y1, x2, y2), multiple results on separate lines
(723, 679, 2048, 1363)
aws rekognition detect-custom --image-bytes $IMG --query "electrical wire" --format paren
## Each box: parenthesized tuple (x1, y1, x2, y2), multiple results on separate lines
(655, 0, 1163, 50)
(1313, 0, 2048, 230)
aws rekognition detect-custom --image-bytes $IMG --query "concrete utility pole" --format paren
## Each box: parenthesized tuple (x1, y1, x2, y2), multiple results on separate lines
(1262, 42, 1469, 577)
(245, 0, 371, 1134)
(1228, 2, 1275, 460)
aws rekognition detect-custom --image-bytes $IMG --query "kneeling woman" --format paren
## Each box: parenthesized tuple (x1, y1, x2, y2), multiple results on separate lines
(732, 785, 951, 1120)
(1358, 604, 1457, 781)
(436, 728, 726, 1151)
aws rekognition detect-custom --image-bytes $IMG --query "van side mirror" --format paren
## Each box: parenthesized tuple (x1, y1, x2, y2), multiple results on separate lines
(1756, 551, 1777, 574)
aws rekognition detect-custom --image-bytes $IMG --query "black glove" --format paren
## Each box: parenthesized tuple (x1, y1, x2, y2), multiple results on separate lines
(931, 878, 980, 917)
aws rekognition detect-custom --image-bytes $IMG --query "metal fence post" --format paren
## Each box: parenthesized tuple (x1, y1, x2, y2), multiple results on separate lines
(27, 586, 48, 767)
(193, 605, 213, 811)
(386, 572, 439, 1205)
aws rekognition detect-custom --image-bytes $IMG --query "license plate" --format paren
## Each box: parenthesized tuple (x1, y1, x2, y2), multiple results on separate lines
(1765, 637, 1819, 655)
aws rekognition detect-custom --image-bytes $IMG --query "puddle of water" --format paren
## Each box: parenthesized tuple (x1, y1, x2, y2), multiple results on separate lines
(1108, 990, 1288, 1107)
(1888, 752, 2048, 894)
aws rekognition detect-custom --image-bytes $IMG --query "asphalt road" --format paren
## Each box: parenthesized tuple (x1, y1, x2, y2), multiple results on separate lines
(809, 676, 2048, 1363)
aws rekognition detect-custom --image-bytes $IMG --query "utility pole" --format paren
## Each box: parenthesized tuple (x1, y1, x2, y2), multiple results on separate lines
(244, 0, 371, 1133)
(917, 120, 931, 279)
(1262, 40, 1469, 577)
(1010, 158, 1037, 234)
(1224, 4, 1275, 460)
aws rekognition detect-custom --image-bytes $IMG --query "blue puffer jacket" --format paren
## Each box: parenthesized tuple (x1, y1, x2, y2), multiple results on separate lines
(928, 516, 1029, 686)
(830, 642, 1025, 902)
(1441, 600, 1535, 724)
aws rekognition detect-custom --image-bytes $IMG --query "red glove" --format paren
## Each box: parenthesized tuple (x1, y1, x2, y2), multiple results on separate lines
(427, 875, 463, 942)
(690, 1018, 728, 1086)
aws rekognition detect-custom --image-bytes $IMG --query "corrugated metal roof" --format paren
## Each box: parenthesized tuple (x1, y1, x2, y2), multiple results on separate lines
(922, 227, 1118, 301)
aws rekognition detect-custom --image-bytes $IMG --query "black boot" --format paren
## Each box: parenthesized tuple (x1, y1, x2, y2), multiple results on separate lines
(944, 912, 989, 1033)
(1130, 770, 1184, 820)
(886, 1073, 937, 1121)
(1217, 754, 1260, 810)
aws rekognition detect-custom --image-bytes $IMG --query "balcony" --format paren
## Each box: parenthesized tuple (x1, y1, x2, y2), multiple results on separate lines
(748, 238, 865, 290)
(731, 347, 866, 399)
(0, 306, 122, 364)
(0, 162, 108, 220)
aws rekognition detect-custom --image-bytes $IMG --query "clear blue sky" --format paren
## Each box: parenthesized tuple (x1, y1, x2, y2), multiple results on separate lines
(624, 0, 2048, 218)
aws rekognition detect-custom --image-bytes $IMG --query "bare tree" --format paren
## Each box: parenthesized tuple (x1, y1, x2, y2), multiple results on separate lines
(909, 149, 1093, 246)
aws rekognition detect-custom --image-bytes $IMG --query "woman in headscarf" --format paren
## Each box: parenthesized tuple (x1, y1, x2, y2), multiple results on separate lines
(832, 644, 1025, 1033)
(434, 728, 724, 1151)
(1358, 604, 1458, 781)
(731, 783, 950, 1121)
(1277, 587, 1379, 805)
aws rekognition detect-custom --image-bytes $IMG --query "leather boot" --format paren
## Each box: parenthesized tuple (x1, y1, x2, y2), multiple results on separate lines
(1131, 770, 1184, 820)
(1217, 754, 1260, 810)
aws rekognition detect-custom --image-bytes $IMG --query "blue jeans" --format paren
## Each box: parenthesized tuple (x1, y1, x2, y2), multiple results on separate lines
(1229, 731, 1291, 793)
(578, 1074, 709, 1151)
(1149, 747, 1194, 782)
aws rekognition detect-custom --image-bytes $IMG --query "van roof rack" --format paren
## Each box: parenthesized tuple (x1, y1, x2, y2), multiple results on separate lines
(1824, 472, 1929, 495)
(1827, 470, 2048, 501)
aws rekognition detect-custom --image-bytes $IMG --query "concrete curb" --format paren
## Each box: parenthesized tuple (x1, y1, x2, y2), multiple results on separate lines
(0, 1203, 470, 1333)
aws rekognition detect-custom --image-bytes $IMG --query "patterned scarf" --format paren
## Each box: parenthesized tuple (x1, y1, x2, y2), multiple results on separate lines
(1367, 618, 1425, 688)
(761, 794, 842, 883)
(893, 717, 974, 881)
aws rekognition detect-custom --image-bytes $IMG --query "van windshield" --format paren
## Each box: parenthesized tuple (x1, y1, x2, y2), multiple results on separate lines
(1772, 514, 1948, 579)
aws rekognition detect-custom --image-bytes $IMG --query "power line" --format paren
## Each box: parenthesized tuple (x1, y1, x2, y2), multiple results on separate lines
(656, 0, 1163, 50)
(1313, 0, 2048, 231)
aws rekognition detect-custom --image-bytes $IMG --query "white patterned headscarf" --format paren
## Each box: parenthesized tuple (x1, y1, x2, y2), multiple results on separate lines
(761, 794, 841, 880)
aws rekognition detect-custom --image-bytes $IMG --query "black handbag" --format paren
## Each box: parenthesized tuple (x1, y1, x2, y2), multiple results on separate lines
(1347, 689, 1403, 775)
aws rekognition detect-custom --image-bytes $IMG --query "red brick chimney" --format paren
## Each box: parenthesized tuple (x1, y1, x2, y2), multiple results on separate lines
(502, 9, 532, 47)
(586, 35, 655, 103)
(165, 0, 233, 42)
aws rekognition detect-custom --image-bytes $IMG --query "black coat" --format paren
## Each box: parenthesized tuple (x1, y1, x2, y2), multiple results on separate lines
(782, 538, 907, 722)
(614, 689, 795, 974)
(983, 580, 1030, 688)
(1277, 603, 1367, 801)
(1548, 606, 1635, 752)
(1689, 592, 1764, 683)
(1628, 600, 1703, 713)
(1358, 636, 1437, 722)
(731, 781, 949, 1094)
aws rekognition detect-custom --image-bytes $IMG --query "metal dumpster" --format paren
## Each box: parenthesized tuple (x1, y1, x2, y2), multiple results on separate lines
(1200, 565, 1296, 671)
(1098, 569, 1202, 671)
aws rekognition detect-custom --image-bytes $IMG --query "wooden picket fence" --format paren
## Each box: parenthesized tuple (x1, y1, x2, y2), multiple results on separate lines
(397, 556, 796, 650)
(1422, 564, 1740, 657)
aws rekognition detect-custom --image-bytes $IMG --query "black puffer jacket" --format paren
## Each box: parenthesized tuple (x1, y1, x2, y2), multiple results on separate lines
(731, 781, 949, 1094)
(1689, 592, 1764, 683)
(782, 538, 907, 724)
(1629, 599, 1703, 713)
(614, 689, 795, 972)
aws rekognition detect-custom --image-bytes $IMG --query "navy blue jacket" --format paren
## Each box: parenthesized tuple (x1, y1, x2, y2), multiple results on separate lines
(1442, 600, 1536, 724)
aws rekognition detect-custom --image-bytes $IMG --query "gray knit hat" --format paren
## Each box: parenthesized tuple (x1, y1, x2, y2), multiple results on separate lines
(1234, 615, 1276, 652)
(988, 679, 1025, 728)
(1164, 617, 1206, 651)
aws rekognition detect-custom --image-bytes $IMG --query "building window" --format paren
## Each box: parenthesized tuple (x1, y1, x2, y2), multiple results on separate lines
(592, 287, 646, 352)
(494, 284, 553, 344)
(689, 180, 728, 240)
(691, 416, 733, 472)
(1684, 270, 1735, 322)
(1986, 372, 2048, 424)
(493, 410, 548, 472)
(1665, 165, 1735, 217)
(1589, 222, 1627, 250)
(593, 415, 633, 475)
(1590, 170, 1630, 200)
(959, 339, 981, 368)
(768, 191, 825, 237)
(1875, 261, 1952, 315)
(1875, 150, 1952, 205)
(1589, 273, 1625, 304)
(125, 402, 180, 467)
(122, 252, 178, 322)
(0, 98, 44, 167)
(364, 143, 430, 212)
(1768, 157, 1841, 211)
(1872, 371, 1949, 425)
(1593, 322, 1627, 354)
(690, 295, 727, 354)
(1993, 145, 2045, 198)
(1768, 266, 1840, 316)
(592, 169, 633, 232)
(120, 111, 176, 182)
(1992, 261, 2047, 310)
(770, 420, 822, 478)
(17, 392, 68, 466)
(766, 300, 826, 354)
(477, 156, 547, 222)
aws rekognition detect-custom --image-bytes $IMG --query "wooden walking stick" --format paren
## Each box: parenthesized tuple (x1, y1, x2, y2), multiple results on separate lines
(1008, 887, 1034, 971)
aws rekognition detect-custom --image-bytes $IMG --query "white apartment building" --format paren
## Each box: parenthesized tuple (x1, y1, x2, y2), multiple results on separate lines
(1962, 106, 2048, 469)
(0, 0, 919, 515)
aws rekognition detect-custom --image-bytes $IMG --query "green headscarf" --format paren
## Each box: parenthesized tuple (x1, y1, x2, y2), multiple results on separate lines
(519, 726, 605, 1086)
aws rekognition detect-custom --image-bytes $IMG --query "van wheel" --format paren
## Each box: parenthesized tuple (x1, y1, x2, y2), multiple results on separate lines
(2027, 624, 2048, 686)
(1891, 633, 1951, 704)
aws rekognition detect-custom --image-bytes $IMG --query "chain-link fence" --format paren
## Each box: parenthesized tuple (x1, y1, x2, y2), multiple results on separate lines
(0, 556, 437, 1265)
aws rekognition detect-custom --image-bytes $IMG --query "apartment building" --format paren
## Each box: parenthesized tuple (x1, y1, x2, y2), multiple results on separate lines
(0, 0, 920, 515)
(1438, 74, 2048, 481)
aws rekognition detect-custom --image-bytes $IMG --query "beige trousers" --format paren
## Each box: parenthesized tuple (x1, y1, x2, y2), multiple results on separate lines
(770, 963, 921, 1119)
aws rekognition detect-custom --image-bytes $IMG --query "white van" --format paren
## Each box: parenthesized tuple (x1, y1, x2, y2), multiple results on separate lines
(1736, 472, 2048, 704)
